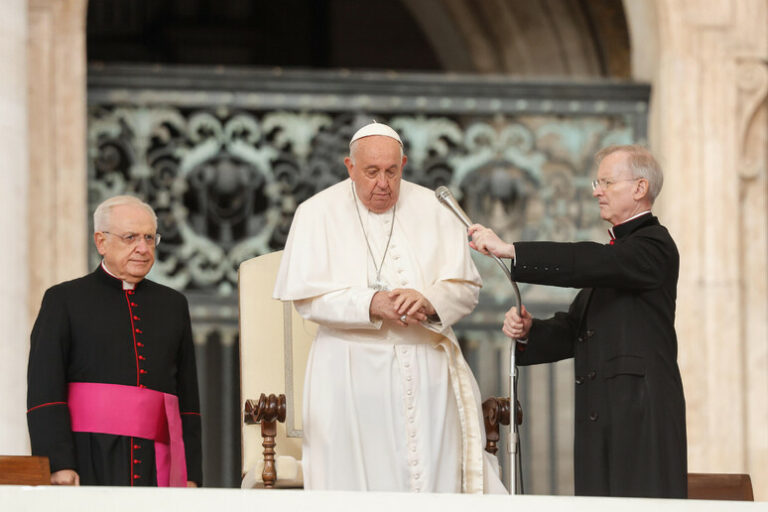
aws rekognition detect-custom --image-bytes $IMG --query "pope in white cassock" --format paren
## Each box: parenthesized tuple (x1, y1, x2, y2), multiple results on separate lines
(273, 122, 505, 493)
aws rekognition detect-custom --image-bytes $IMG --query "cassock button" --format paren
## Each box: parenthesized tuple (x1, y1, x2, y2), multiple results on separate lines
(575, 376, 584, 385)
(133, 444, 140, 449)
(131, 302, 137, 307)
(139, 355, 146, 360)
(586, 330, 595, 338)
(137, 342, 144, 347)
(589, 411, 599, 422)
(140, 369, 147, 374)
(135, 328, 142, 333)
(577, 336, 584, 343)
(134, 459, 141, 464)
(133, 474, 140, 479)
(133, 315, 140, 320)
(588, 370, 596, 380)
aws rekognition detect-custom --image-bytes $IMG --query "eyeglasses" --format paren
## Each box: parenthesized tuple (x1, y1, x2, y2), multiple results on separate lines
(591, 177, 640, 191)
(102, 231, 161, 247)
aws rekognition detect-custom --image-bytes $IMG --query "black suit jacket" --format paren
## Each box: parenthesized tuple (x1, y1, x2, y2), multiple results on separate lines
(513, 213, 687, 498)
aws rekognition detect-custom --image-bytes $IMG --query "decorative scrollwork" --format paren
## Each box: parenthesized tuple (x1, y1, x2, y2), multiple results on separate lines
(88, 98, 635, 302)
(736, 60, 768, 181)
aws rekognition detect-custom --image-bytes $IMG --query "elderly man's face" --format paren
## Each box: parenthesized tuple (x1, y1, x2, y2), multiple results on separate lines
(345, 136, 406, 213)
(592, 151, 646, 226)
(94, 204, 157, 283)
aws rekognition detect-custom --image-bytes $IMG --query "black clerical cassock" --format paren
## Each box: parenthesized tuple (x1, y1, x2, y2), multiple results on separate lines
(27, 264, 202, 486)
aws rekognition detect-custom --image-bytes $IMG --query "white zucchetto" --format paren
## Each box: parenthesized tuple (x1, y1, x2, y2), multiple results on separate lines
(349, 121, 403, 147)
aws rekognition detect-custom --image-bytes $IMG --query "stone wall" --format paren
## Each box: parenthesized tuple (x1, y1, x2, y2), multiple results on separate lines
(627, 0, 768, 499)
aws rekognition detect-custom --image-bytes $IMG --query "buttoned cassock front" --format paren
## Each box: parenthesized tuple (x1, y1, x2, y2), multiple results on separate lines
(512, 213, 687, 498)
(274, 179, 505, 493)
(27, 265, 203, 486)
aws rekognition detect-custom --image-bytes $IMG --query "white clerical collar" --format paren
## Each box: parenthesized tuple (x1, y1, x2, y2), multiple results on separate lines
(101, 261, 136, 290)
(609, 210, 651, 239)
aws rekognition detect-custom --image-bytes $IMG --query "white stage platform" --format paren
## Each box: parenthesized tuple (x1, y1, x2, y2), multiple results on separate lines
(1, 486, 765, 511)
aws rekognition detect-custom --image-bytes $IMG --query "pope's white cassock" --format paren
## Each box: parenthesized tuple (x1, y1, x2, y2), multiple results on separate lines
(274, 177, 505, 494)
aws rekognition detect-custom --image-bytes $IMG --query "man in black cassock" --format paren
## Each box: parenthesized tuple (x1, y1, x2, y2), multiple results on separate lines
(469, 145, 687, 498)
(27, 196, 202, 486)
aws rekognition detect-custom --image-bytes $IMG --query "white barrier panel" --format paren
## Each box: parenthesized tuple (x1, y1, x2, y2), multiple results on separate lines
(0, 486, 764, 512)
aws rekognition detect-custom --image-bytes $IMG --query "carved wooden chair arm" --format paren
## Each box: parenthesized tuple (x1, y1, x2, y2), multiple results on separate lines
(481, 396, 523, 455)
(244, 393, 286, 488)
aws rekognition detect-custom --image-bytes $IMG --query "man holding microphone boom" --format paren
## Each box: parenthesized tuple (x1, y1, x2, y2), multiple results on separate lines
(468, 145, 687, 498)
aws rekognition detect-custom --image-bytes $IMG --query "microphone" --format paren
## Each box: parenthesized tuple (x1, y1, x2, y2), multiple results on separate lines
(435, 184, 524, 321)
(435, 186, 472, 228)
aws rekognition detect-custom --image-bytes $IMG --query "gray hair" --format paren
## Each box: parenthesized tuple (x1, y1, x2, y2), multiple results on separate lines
(595, 144, 663, 203)
(93, 195, 157, 233)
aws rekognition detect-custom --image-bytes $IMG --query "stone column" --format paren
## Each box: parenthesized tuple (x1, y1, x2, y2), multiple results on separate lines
(0, 0, 89, 457)
(27, 0, 89, 319)
(0, 0, 30, 456)
(628, 0, 768, 499)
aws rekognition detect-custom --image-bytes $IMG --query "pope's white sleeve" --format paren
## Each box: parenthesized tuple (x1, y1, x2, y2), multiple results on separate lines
(293, 287, 383, 330)
(422, 279, 480, 332)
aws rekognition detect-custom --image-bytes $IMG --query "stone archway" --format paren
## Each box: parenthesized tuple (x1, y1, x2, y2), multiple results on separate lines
(402, 0, 631, 77)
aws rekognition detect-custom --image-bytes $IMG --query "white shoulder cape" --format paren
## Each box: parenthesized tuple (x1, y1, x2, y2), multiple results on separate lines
(273, 178, 481, 300)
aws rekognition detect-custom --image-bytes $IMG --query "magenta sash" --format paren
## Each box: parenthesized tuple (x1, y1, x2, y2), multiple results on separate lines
(67, 382, 187, 487)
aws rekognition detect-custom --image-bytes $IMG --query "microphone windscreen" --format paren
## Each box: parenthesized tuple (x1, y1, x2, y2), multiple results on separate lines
(434, 186, 472, 227)
(435, 186, 451, 202)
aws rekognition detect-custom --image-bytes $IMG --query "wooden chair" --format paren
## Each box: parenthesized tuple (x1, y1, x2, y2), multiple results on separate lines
(688, 473, 754, 501)
(238, 251, 316, 488)
(0, 456, 50, 485)
(239, 251, 516, 489)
